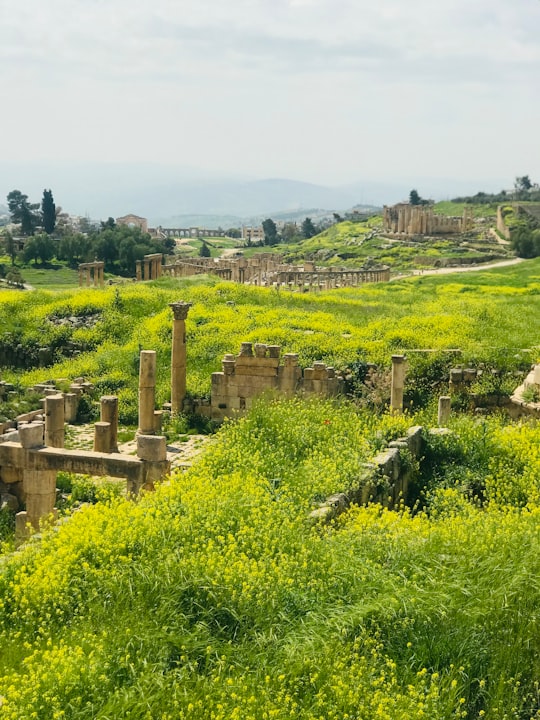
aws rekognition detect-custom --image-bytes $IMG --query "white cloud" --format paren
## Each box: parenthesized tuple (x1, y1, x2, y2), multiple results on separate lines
(0, 0, 539, 185)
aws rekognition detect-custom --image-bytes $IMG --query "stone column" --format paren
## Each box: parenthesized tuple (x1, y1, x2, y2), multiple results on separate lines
(136, 261, 142, 281)
(169, 301, 193, 415)
(64, 393, 79, 423)
(138, 350, 157, 435)
(78, 269, 83, 286)
(18, 422, 56, 533)
(390, 355, 406, 413)
(438, 396, 451, 426)
(94, 422, 111, 452)
(100, 395, 119, 451)
(45, 394, 65, 448)
(86, 268, 90, 286)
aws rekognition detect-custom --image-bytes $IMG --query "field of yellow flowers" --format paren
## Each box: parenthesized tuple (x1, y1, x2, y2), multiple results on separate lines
(0, 260, 540, 717)
(1, 397, 540, 718)
(1, 258, 539, 422)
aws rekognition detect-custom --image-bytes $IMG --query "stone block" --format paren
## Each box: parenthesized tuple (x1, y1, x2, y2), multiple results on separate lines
(26, 492, 56, 521)
(268, 345, 281, 358)
(19, 422, 45, 449)
(23, 470, 57, 495)
(406, 426, 424, 457)
(449, 369, 463, 384)
(312, 362, 328, 380)
(137, 434, 167, 462)
(373, 447, 400, 482)
(234, 366, 279, 377)
(463, 368, 477, 383)
(235, 356, 280, 369)
(303, 368, 314, 380)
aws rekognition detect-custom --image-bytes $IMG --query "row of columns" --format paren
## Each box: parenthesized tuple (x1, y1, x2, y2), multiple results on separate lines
(78, 262, 105, 287)
(136, 254, 163, 281)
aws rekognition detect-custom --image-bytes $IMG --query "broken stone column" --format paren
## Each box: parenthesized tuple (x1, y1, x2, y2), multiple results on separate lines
(390, 355, 406, 413)
(100, 395, 119, 452)
(45, 394, 65, 448)
(138, 350, 156, 435)
(94, 421, 112, 453)
(17, 421, 56, 534)
(134, 434, 169, 493)
(438, 396, 451, 426)
(64, 393, 79, 423)
(169, 301, 192, 415)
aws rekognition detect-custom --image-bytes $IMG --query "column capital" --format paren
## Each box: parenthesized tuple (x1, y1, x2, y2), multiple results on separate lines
(169, 301, 193, 320)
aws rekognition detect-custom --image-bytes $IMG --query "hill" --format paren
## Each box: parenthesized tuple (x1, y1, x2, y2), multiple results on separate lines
(1, 264, 540, 717)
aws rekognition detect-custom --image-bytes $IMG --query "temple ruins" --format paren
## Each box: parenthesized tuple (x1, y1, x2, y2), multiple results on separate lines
(78, 261, 105, 287)
(382, 204, 474, 236)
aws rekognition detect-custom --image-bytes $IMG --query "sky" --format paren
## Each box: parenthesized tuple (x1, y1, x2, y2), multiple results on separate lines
(1, 0, 540, 192)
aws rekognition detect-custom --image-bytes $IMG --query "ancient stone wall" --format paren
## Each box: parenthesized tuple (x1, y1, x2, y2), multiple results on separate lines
(186, 342, 343, 422)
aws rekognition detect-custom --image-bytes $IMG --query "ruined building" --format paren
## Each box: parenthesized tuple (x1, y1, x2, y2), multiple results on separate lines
(382, 204, 474, 236)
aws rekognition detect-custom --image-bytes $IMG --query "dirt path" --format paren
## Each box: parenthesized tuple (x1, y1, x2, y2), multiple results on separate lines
(391, 256, 525, 281)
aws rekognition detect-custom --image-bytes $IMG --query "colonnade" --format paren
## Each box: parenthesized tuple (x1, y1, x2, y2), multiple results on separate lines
(78, 262, 105, 287)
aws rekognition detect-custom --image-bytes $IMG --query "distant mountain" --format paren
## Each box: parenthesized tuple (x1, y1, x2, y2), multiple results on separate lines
(0, 161, 510, 225)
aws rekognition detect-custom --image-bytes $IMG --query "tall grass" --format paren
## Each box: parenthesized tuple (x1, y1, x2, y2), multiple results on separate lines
(1, 402, 540, 717)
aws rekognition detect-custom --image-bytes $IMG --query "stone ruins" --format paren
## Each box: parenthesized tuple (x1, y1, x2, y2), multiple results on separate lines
(382, 204, 474, 236)
(0, 302, 410, 534)
(116, 214, 149, 233)
(185, 342, 343, 422)
(78, 261, 105, 287)
(160, 255, 390, 289)
(136, 253, 163, 281)
(0, 349, 169, 539)
(511, 364, 540, 418)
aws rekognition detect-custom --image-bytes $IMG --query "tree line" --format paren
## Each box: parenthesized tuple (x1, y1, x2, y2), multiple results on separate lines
(260, 217, 320, 246)
(2, 189, 174, 276)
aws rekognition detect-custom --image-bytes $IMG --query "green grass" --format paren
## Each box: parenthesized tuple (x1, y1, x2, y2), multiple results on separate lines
(0, 259, 539, 423)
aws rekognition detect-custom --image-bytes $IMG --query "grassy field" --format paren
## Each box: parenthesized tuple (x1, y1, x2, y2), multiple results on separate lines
(0, 259, 538, 423)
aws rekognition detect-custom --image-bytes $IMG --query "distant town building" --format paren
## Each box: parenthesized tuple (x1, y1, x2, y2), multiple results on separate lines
(241, 226, 264, 243)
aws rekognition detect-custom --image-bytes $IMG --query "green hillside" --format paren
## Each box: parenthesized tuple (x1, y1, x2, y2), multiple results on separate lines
(1, 263, 540, 717)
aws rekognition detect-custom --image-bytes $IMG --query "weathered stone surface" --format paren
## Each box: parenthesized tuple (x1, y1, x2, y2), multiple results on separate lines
(137, 434, 167, 462)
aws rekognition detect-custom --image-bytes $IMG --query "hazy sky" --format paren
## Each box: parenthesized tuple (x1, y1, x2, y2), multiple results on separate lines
(2, 0, 540, 187)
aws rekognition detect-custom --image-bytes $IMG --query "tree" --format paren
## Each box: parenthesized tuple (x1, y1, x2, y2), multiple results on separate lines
(409, 189, 421, 206)
(199, 240, 211, 257)
(262, 218, 278, 246)
(22, 233, 55, 265)
(41, 189, 56, 234)
(281, 222, 299, 243)
(7, 190, 40, 236)
(2, 230, 17, 265)
(515, 175, 533, 193)
(100, 217, 116, 230)
(301, 217, 317, 239)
